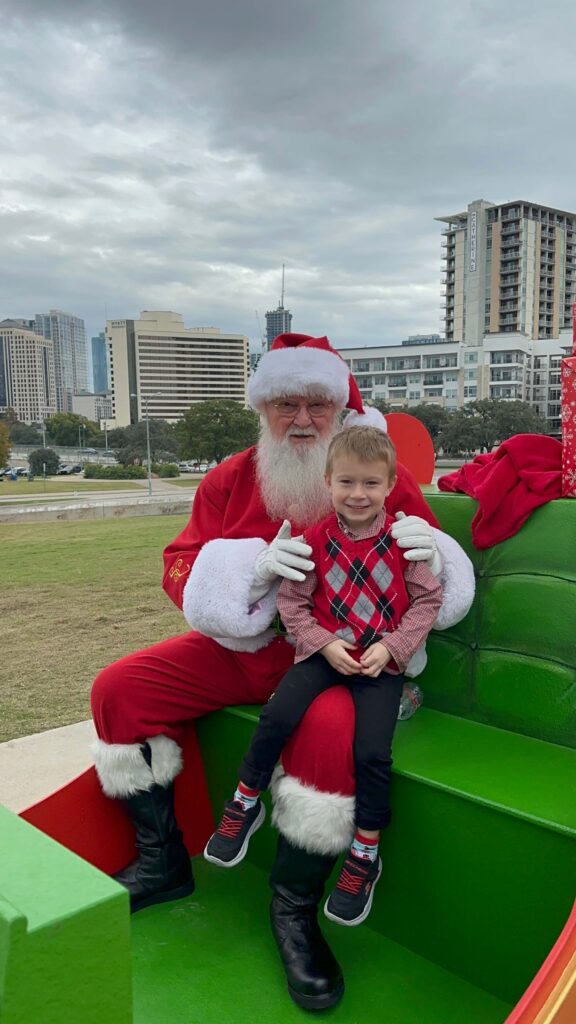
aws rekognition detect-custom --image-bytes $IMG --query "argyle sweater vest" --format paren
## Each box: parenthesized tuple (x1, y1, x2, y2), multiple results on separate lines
(304, 513, 410, 665)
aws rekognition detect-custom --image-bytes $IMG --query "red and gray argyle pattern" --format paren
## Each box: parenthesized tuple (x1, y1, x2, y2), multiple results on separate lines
(323, 529, 398, 648)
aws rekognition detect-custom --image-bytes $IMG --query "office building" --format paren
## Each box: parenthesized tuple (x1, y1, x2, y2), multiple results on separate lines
(34, 310, 89, 412)
(0, 319, 57, 424)
(72, 392, 113, 423)
(91, 332, 109, 393)
(437, 199, 576, 343)
(106, 311, 249, 426)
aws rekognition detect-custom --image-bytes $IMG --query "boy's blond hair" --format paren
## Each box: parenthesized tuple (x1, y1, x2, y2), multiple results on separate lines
(325, 426, 397, 478)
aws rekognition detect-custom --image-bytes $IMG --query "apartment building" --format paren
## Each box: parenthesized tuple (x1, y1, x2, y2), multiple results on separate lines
(106, 311, 249, 426)
(337, 329, 572, 436)
(0, 319, 57, 424)
(437, 199, 576, 343)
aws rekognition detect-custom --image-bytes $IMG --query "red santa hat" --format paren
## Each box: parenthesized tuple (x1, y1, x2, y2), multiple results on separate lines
(248, 333, 387, 431)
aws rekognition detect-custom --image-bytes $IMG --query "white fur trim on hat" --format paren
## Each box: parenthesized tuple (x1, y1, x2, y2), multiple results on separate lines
(92, 735, 183, 798)
(271, 765, 355, 855)
(248, 347, 350, 411)
(182, 537, 280, 638)
(343, 407, 388, 432)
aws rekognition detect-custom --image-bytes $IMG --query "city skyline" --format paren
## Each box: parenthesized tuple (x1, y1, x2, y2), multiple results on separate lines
(2, 2, 576, 352)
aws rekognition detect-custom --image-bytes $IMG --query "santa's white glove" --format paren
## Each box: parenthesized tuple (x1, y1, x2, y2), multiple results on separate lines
(253, 519, 315, 584)
(391, 511, 442, 577)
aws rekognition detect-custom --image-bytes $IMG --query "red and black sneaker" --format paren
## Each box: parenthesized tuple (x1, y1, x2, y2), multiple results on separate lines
(203, 799, 265, 868)
(324, 855, 382, 926)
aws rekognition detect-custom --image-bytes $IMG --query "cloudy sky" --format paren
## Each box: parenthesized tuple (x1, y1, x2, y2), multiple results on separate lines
(2, 0, 575, 364)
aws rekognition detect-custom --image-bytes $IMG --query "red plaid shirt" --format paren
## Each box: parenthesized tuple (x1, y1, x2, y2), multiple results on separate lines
(276, 509, 443, 673)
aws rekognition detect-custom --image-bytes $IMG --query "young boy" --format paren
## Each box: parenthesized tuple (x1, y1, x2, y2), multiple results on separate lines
(204, 426, 443, 926)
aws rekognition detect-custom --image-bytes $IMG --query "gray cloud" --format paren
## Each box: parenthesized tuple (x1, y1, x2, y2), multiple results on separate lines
(1, 0, 576, 355)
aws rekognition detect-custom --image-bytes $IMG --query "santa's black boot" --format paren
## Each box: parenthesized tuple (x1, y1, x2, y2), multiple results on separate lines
(114, 744, 194, 913)
(270, 835, 344, 1011)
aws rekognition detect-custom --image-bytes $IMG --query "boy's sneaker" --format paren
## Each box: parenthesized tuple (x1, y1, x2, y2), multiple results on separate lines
(324, 855, 382, 926)
(203, 798, 265, 868)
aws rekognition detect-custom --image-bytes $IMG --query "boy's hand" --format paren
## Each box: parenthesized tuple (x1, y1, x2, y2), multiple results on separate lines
(359, 643, 391, 677)
(321, 639, 358, 675)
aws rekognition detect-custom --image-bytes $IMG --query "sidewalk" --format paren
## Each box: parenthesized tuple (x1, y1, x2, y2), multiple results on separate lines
(0, 720, 96, 813)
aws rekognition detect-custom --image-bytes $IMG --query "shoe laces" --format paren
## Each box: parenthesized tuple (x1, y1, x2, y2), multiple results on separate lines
(336, 858, 369, 896)
(217, 807, 245, 839)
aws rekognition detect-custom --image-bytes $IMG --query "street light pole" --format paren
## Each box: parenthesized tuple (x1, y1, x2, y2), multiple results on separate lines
(144, 395, 152, 498)
(131, 391, 164, 498)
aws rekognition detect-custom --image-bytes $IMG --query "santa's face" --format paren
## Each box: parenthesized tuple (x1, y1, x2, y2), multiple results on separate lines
(264, 396, 338, 447)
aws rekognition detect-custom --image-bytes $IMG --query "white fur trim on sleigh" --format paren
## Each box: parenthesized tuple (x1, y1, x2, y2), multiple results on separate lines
(404, 645, 427, 678)
(248, 347, 350, 411)
(182, 537, 280, 638)
(432, 528, 475, 630)
(92, 735, 183, 798)
(271, 765, 355, 855)
(342, 407, 388, 432)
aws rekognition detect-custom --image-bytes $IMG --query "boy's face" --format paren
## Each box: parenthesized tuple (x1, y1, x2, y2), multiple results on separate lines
(326, 453, 395, 529)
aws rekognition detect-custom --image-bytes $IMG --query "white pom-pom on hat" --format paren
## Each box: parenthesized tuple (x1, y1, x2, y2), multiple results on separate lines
(342, 406, 388, 433)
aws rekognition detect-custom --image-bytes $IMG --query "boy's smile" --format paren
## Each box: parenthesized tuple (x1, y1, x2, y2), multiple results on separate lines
(326, 454, 395, 530)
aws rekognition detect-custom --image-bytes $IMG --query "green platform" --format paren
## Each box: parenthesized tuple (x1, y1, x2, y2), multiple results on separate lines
(132, 858, 512, 1024)
(2, 492, 575, 1023)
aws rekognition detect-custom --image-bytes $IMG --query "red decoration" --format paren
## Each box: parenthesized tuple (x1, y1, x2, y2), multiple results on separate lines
(560, 303, 576, 497)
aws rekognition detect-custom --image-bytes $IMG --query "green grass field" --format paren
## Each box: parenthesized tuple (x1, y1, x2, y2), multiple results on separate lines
(0, 479, 144, 501)
(0, 514, 189, 742)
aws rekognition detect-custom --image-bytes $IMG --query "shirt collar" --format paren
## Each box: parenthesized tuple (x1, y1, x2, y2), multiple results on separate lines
(335, 507, 387, 539)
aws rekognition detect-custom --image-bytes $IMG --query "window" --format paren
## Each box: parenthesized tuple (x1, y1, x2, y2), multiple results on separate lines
(463, 386, 477, 398)
(464, 351, 478, 363)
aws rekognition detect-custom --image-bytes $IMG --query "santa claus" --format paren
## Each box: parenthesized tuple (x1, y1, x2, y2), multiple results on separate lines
(91, 333, 474, 1011)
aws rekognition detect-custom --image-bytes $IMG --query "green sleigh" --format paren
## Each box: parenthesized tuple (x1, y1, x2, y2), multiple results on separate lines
(1, 492, 575, 1023)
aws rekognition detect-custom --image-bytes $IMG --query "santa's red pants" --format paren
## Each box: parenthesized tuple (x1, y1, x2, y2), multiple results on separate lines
(91, 632, 357, 797)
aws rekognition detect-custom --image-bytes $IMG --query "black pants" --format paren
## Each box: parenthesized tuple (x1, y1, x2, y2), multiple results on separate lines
(238, 653, 404, 831)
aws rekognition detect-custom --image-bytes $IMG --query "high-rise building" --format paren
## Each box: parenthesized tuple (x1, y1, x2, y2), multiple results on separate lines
(34, 310, 89, 412)
(265, 265, 292, 349)
(265, 305, 292, 349)
(0, 319, 57, 424)
(437, 199, 576, 343)
(106, 311, 249, 426)
(91, 332, 109, 393)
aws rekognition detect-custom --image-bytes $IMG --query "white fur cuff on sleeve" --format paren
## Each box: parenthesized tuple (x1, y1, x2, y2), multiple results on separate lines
(182, 537, 280, 638)
(432, 528, 475, 630)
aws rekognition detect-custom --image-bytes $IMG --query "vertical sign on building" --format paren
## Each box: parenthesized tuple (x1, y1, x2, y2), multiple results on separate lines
(560, 302, 576, 496)
(469, 211, 477, 272)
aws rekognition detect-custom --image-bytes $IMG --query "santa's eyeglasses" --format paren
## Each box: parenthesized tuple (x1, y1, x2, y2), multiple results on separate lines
(270, 400, 333, 419)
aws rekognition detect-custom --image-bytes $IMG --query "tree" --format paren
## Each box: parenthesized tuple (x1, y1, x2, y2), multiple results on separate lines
(461, 399, 548, 452)
(9, 422, 43, 445)
(0, 422, 10, 468)
(110, 420, 179, 467)
(46, 413, 101, 447)
(438, 409, 480, 456)
(29, 447, 60, 476)
(176, 401, 259, 464)
(399, 404, 450, 451)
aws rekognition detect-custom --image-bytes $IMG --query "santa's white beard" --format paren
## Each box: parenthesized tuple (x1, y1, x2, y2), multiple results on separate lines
(256, 421, 335, 527)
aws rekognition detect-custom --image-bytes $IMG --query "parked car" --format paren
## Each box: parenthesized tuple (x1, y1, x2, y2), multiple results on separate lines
(177, 462, 194, 473)
(57, 464, 75, 475)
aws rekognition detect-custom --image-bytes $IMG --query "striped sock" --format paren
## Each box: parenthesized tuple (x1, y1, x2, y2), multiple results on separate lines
(351, 831, 379, 863)
(233, 781, 259, 811)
